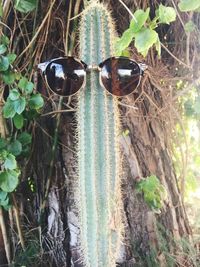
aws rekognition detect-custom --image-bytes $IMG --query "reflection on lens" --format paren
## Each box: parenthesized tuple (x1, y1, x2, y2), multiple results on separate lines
(100, 57, 141, 97)
(45, 57, 86, 96)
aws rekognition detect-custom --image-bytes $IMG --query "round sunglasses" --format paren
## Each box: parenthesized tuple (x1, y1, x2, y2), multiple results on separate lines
(38, 56, 147, 97)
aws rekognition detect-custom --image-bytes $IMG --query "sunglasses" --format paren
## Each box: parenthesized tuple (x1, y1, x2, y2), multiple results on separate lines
(38, 56, 147, 97)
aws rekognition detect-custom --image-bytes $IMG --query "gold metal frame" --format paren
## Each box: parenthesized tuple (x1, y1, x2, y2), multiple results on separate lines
(37, 56, 147, 98)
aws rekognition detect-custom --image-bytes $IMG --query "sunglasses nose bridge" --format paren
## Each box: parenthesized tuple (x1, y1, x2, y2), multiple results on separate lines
(86, 65, 101, 72)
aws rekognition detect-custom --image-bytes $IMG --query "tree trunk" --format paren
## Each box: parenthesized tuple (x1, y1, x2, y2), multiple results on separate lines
(36, 77, 192, 266)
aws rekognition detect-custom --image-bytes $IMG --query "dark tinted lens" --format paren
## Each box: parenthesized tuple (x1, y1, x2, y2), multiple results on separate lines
(100, 57, 141, 97)
(45, 58, 86, 96)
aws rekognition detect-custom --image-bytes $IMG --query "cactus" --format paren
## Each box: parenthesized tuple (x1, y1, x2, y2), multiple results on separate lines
(76, 2, 124, 266)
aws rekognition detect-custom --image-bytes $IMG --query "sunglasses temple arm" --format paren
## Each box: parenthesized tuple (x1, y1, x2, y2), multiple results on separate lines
(37, 62, 50, 73)
(138, 63, 148, 75)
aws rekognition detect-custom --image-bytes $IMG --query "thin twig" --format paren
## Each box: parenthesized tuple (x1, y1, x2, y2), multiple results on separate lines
(16, 0, 56, 61)
(35, 121, 75, 153)
(161, 43, 191, 69)
(68, 0, 82, 54)
(2, 0, 12, 22)
(40, 97, 64, 212)
(0, 101, 11, 264)
(65, 0, 72, 55)
(69, 10, 85, 21)
(12, 194, 25, 251)
(186, 12, 193, 66)
(41, 109, 75, 117)
(118, 101, 138, 110)
(118, 0, 137, 22)
(171, 106, 188, 201)
(171, 0, 185, 29)
(0, 21, 12, 35)
(0, 208, 11, 264)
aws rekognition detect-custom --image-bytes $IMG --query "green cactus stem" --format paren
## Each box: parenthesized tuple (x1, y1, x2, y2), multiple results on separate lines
(76, 2, 124, 266)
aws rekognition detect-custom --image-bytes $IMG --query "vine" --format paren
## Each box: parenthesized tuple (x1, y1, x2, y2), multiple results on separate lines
(0, 33, 43, 209)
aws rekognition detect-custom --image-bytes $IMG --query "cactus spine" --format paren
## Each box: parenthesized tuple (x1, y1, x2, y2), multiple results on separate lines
(76, 3, 123, 266)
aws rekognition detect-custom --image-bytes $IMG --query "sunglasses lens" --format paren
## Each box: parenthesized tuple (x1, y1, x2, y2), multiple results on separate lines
(45, 58, 85, 96)
(100, 57, 141, 97)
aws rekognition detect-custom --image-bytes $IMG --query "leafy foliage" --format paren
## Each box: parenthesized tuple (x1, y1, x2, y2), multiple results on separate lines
(184, 21, 197, 33)
(0, 144, 20, 208)
(0, 131, 32, 206)
(3, 77, 43, 124)
(158, 4, 176, 25)
(178, 0, 200, 12)
(0, 190, 10, 210)
(136, 175, 167, 212)
(0, 35, 43, 132)
(0, 34, 43, 208)
(14, 0, 37, 13)
(115, 4, 176, 57)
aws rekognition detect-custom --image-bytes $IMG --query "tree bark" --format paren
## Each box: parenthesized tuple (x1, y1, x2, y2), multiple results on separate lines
(17, 78, 192, 267)
(23, 4, 193, 267)
(0, 1, 194, 266)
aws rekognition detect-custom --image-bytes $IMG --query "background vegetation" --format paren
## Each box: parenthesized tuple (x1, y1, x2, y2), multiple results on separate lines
(0, 0, 199, 266)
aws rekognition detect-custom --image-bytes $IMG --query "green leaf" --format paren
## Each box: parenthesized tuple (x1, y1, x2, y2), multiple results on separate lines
(149, 17, 158, 30)
(0, 56, 9, 72)
(0, 138, 7, 150)
(134, 28, 158, 56)
(194, 96, 200, 115)
(0, 196, 10, 209)
(0, 170, 19, 192)
(146, 176, 160, 191)
(184, 21, 196, 33)
(15, 72, 21, 80)
(7, 53, 17, 64)
(178, 0, 200, 12)
(9, 89, 20, 100)
(18, 77, 28, 90)
(4, 154, 17, 170)
(17, 132, 32, 146)
(155, 38, 161, 57)
(0, 44, 7, 55)
(7, 140, 22, 156)
(3, 99, 16, 118)
(0, 36, 9, 46)
(137, 176, 164, 195)
(0, 191, 10, 209)
(29, 94, 44, 109)
(130, 8, 150, 33)
(0, 191, 8, 201)
(25, 81, 34, 94)
(115, 28, 134, 55)
(24, 109, 39, 120)
(2, 71, 16, 85)
(158, 4, 176, 24)
(13, 114, 24, 129)
(120, 49, 131, 57)
(18, 77, 34, 94)
(14, 0, 37, 13)
(122, 129, 130, 136)
(13, 97, 26, 114)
